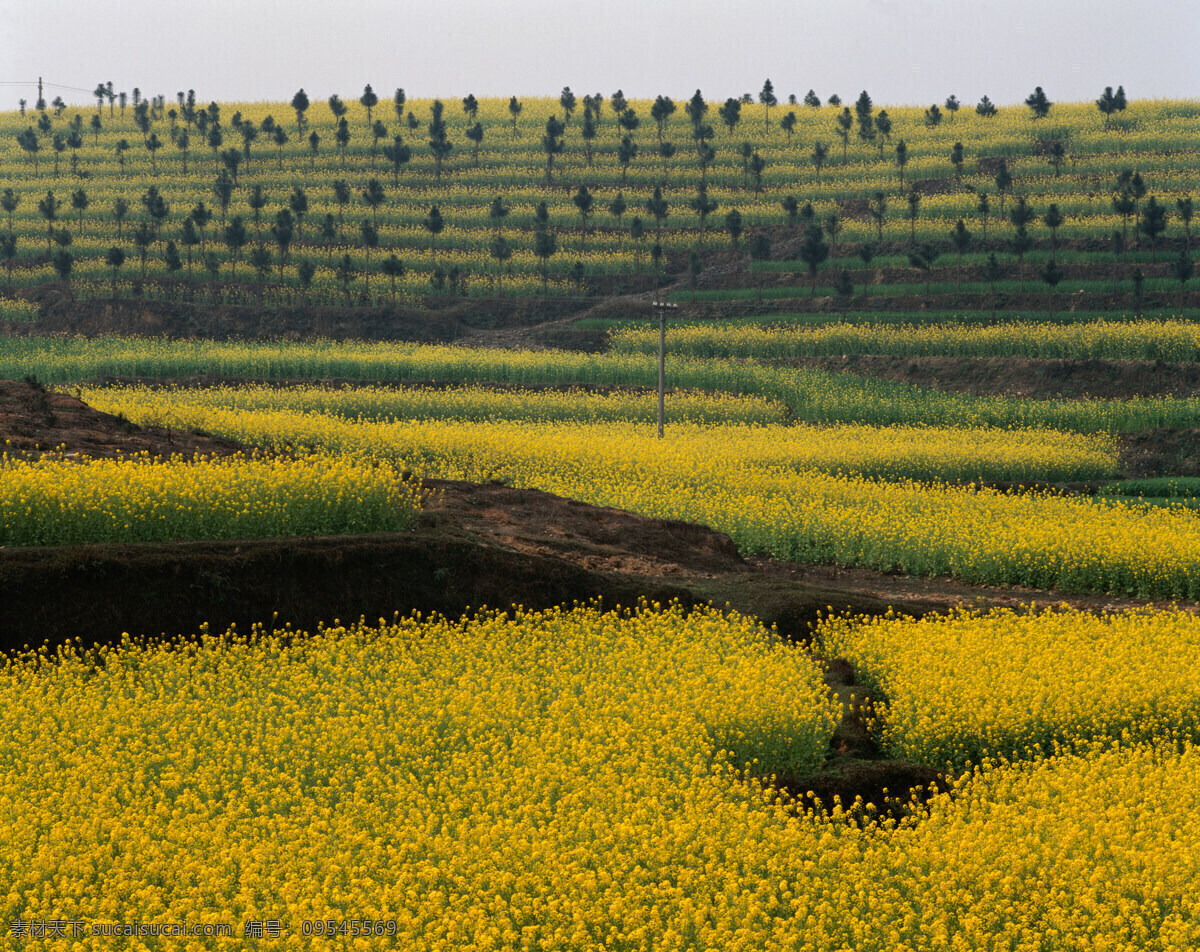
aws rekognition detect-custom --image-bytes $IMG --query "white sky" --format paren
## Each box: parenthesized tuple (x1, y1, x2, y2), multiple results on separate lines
(2, 0, 1197, 109)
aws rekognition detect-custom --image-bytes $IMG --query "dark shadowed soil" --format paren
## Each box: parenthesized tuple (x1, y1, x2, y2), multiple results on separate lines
(775, 657, 951, 821)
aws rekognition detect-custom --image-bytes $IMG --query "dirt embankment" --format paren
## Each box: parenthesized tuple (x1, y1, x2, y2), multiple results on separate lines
(0, 377, 242, 459)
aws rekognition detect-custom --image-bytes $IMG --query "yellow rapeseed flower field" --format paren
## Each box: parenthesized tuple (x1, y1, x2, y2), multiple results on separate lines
(0, 603, 840, 950)
(819, 607, 1200, 768)
(78, 382, 1119, 484)
(609, 318, 1200, 362)
(88, 381, 788, 426)
(3, 603, 1200, 950)
(0, 451, 422, 545)
(11, 334, 1200, 431)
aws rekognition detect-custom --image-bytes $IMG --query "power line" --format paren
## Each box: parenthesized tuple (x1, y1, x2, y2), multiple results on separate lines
(0, 80, 103, 94)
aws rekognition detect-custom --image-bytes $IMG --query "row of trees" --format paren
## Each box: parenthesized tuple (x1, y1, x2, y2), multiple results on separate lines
(8, 152, 1188, 264)
(18, 79, 1118, 128)
(6, 179, 1192, 315)
(15, 82, 1130, 193)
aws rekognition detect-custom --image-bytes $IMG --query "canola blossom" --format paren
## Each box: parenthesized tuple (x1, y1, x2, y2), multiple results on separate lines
(0, 298, 39, 323)
(3, 605, 1200, 950)
(851, 743, 1200, 952)
(819, 607, 1200, 768)
(0, 452, 422, 546)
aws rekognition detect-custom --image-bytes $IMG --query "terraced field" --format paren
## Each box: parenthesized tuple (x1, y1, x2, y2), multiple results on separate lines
(4, 88, 1200, 951)
(0, 93, 1196, 313)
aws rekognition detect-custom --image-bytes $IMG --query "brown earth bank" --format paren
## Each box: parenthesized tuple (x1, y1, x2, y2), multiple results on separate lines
(1120, 428, 1200, 477)
(0, 377, 243, 459)
(0, 479, 927, 652)
(2, 477, 1175, 653)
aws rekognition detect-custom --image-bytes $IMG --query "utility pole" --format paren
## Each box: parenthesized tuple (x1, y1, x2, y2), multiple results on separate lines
(652, 298, 678, 438)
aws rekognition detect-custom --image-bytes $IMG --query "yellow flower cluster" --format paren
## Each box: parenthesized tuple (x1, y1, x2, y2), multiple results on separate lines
(0, 298, 39, 323)
(819, 607, 1200, 767)
(4, 603, 1200, 949)
(0, 335, 662, 387)
(861, 743, 1200, 952)
(610, 318, 1200, 363)
(0, 603, 841, 950)
(0, 451, 422, 546)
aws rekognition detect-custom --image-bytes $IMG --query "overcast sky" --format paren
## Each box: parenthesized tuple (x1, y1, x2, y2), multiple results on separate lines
(2, 0, 1197, 109)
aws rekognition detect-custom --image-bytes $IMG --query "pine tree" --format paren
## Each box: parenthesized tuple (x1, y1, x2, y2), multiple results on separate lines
(427, 100, 453, 182)
(542, 115, 565, 184)
(951, 219, 972, 293)
(950, 142, 964, 184)
(907, 242, 939, 295)
(688, 183, 718, 248)
(572, 186, 594, 255)
(1008, 197, 1038, 291)
(1043, 203, 1064, 263)
(836, 108, 853, 164)
(106, 245, 125, 297)
(1025, 86, 1052, 120)
(869, 191, 888, 243)
(359, 84, 378, 126)
(759, 79, 777, 133)
(811, 142, 828, 181)
(1139, 196, 1168, 262)
(291, 88, 309, 136)
(1096, 86, 1124, 129)
(1040, 259, 1064, 318)
(798, 224, 829, 296)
